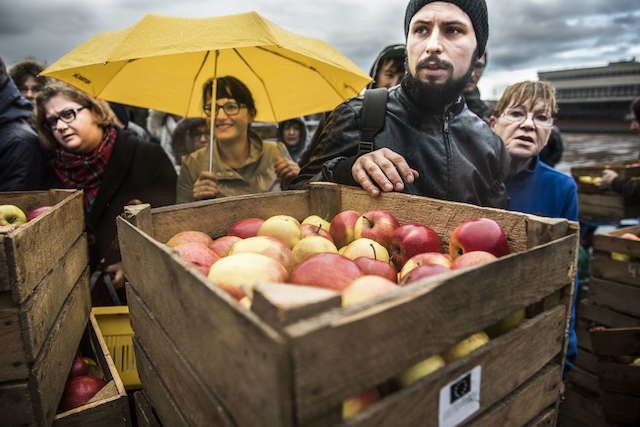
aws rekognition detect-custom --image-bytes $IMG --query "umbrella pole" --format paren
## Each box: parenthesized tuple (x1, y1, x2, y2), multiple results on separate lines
(208, 50, 219, 173)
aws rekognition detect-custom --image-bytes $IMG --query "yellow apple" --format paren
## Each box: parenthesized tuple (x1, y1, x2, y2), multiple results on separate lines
(398, 354, 446, 387)
(292, 235, 338, 265)
(258, 215, 301, 248)
(578, 176, 593, 184)
(342, 388, 379, 420)
(442, 331, 490, 363)
(611, 252, 631, 262)
(342, 238, 390, 262)
(632, 357, 640, 366)
(342, 275, 398, 307)
(301, 215, 331, 233)
(229, 236, 295, 272)
(397, 252, 452, 283)
(484, 309, 525, 339)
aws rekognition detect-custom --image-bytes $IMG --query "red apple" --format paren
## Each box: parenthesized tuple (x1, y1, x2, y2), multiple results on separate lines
(343, 388, 380, 419)
(227, 217, 264, 239)
(342, 238, 390, 262)
(390, 224, 442, 269)
(173, 242, 220, 276)
(399, 263, 450, 285)
(329, 210, 360, 248)
(208, 252, 289, 300)
(354, 210, 399, 251)
(300, 223, 334, 242)
(353, 257, 398, 282)
(209, 235, 241, 257)
(449, 218, 509, 259)
(68, 354, 88, 378)
(166, 230, 213, 248)
(397, 252, 452, 283)
(342, 275, 398, 307)
(59, 375, 107, 412)
(301, 215, 331, 232)
(230, 235, 295, 272)
(450, 250, 497, 270)
(290, 253, 363, 292)
(26, 205, 53, 221)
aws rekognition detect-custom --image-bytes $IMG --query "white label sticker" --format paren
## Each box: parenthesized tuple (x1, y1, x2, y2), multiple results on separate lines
(438, 366, 481, 427)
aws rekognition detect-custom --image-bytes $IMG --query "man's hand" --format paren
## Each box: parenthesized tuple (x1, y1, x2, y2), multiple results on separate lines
(274, 156, 300, 181)
(104, 261, 125, 289)
(352, 148, 419, 197)
(596, 169, 618, 189)
(193, 171, 220, 200)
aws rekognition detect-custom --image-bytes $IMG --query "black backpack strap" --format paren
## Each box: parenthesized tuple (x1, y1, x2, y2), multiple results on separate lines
(358, 88, 388, 155)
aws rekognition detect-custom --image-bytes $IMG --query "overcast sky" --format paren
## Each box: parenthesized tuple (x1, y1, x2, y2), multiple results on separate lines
(2, 0, 639, 100)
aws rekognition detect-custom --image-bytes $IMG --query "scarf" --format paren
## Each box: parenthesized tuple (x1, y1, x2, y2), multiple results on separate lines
(54, 126, 117, 212)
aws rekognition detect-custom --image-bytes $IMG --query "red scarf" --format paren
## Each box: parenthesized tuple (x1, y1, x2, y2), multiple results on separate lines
(54, 126, 117, 212)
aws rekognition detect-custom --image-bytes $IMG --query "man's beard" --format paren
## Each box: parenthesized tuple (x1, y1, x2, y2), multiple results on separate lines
(401, 55, 475, 112)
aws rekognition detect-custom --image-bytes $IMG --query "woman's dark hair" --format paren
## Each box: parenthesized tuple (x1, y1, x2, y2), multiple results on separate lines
(8, 59, 49, 90)
(171, 117, 208, 164)
(202, 76, 257, 117)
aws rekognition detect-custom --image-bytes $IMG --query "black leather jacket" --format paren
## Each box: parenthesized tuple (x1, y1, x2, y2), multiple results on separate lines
(289, 84, 510, 208)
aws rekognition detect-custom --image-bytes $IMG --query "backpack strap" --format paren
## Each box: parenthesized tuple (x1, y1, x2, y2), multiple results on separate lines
(358, 88, 388, 155)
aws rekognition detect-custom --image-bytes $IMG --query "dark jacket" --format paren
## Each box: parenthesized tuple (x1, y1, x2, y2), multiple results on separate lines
(0, 78, 45, 191)
(289, 84, 510, 208)
(45, 129, 177, 269)
(611, 176, 640, 204)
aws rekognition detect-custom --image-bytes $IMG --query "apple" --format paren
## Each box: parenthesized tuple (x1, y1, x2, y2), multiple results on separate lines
(292, 235, 338, 265)
(390, 224, 442, 269)
(450, 250, 497, 270)
(301, 215, 331, 233)
(208, 252, 288, 300)
(329, 210, 360, 248)
(353, 257, 398, 282)
(342, 275, 398, 307)
(398, 354, 446, 387)
(230, 235, 295, 272)
(441, 331, 490, 363)
(342, 388, 380, 420)
(59, 375, 107, 412)
(300, 223, 334, 242)
(342, 238, 390, 262)
(399, 263, 450, 285)
(0, 204, 27, 226)
(290, 253, 363, 292)
(209, 235, 242, 257)
(173, 242, 220, 276)
(611, 252, 631, 262)
(258, 215, 301, 248)
(26, 205, 53, 221)
(83, 357, 102, 379)
(449, 218, 509, 259)
(68, 354, 88, 378)
(227, 217, 264, 239)
(166, 230, 213, 248)
(397, 252, 452, 283)
(632, 357, 640, 366)
(354, 210, 399, 251)
(621, 233, 640, 240)
(485, 309, 525, 339)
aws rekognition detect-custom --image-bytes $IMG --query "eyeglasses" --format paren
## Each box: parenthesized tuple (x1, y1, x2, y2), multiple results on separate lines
(501, 107, 553, 128)
(45, 107, 87, 128)
(203, 101, 246, 117)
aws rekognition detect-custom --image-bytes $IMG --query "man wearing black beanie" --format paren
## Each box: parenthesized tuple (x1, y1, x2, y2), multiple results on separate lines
(289, 0, 509, 209)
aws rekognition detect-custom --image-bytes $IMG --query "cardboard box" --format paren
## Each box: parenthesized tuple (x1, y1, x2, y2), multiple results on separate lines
(117, 183, 579, 427)
(0, 190, 91, 427)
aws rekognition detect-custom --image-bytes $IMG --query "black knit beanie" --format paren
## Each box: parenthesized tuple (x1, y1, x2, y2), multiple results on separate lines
(404, 0, 488, 58)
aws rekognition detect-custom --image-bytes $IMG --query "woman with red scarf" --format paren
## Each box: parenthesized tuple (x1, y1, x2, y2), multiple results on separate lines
(34, 82, 176, 304)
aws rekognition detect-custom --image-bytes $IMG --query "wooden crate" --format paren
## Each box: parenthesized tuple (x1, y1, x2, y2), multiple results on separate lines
(589, 327, 640, 426)
(571, 161, 640, 222)
(117, 183, 579, 427)
(132, 391, 163, 427)
(0, 190, 91, 427)
(54, 312, 131, 427)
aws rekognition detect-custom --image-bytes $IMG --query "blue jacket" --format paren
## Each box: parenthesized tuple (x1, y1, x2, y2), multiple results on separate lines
(505, 157, 579, 377)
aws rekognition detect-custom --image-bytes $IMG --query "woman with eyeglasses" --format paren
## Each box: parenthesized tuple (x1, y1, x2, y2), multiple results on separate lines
(176, 76, 299, 203)
(34, 81, 176, 304)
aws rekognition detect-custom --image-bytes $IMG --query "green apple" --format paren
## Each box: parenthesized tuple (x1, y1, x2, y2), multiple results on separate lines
(398, 354, 446, 387)
(0, 204, 27, 226)
(485, 309, 525, 339)
(442, 331, 490, 363)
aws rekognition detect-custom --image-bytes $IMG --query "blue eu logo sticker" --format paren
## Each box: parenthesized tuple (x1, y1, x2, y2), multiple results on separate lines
(450, 373, 471, 404)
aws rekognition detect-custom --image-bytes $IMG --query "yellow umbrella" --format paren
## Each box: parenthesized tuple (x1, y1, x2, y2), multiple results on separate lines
(42, 11, 372, 122)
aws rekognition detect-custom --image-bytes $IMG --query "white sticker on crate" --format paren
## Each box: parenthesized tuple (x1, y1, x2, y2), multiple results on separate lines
(438, 365, 481, 427)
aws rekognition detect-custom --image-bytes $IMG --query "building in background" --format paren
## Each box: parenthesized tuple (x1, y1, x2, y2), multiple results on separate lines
(539, 59, 640, 133)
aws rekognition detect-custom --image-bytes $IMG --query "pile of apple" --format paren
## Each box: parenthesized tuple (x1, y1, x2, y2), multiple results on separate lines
(611, 231, 640, 262)
(58, 353, 106, 413)
(0, 204, 53, 228)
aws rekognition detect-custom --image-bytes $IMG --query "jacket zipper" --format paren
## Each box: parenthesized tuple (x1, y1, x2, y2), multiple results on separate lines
(442, 113, 451, 197)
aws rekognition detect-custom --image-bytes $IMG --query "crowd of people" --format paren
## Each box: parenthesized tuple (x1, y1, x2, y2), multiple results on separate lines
(2, 0, 640, 379)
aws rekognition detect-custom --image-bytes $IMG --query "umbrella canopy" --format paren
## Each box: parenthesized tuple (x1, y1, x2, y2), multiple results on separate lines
(42, 11, 371, 122)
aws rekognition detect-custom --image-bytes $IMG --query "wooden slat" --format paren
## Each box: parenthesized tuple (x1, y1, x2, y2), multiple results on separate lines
(566, 365, 599, 395)
(593, 226, 640, 259)
(600, 391, 640, 425)
(0, 235, 8, 292)
(466, 364, 561, 427)
(574, 347, 599, 374)
(526, 406, 557, 427)
(576, 318, 593, 353)
(558, 384, 608, 427)
(133, 391, 163, 427)
(595, 361, 640, 395)
(577, 192, 640, 222)
(286, 236, 575, 424)
(342, 306, 565, 427)
(589, 277, 640, 317)
(128, 288, 235, 427)
(0, 293, 28, 381)
(577, 299, 640, 328)
(118, 217, 292, 427)
(590, 327, 640, 356)
(0, 381, 35, 426)
(591, 254, 640, 287)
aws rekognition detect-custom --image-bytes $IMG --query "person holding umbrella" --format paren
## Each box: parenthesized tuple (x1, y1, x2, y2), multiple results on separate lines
(34, 81, 176, 304)
(176, 76, 300, 203)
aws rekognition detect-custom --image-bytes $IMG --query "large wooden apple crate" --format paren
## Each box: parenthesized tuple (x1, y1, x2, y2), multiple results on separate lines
(117, 183, 579, 427)
(53, 311, 131, 427)
(571, 161, 640, 222)
(0, 190, 92, 427)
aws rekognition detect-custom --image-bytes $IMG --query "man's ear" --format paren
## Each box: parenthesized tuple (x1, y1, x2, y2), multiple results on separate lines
(489, 116, 496, 129)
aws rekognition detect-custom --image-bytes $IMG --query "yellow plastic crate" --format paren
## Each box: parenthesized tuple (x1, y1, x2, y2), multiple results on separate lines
(91, 306, 141, 389)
